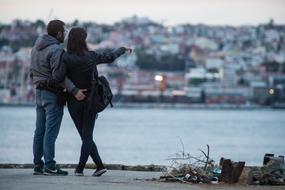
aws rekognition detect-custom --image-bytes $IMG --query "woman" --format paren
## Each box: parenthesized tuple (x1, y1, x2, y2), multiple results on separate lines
(63, 27, 131, 176)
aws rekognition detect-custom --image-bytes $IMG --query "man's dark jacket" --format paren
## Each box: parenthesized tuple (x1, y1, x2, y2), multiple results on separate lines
(30, 34, 78, 94)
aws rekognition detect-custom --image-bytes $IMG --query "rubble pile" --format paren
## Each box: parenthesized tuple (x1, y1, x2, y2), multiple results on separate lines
(249, 154, 285, 185)
(159, 144, 222, 184)
(160, 163, 219, 184)
(158, 140, 284, 186)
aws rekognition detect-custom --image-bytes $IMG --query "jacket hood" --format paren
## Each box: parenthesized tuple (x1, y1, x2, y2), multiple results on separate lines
(35, 34, 60, 51)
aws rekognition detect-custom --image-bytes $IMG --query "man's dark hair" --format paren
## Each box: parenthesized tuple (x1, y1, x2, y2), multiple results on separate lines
(47, 20, 65, 38)
(67, 27, 88, 54)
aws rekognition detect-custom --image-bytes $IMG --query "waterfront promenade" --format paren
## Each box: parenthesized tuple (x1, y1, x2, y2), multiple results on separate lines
(1, 168, 284, 190)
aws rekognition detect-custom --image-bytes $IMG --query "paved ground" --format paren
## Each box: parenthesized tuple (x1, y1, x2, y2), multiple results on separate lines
(0, 169, 284, 190)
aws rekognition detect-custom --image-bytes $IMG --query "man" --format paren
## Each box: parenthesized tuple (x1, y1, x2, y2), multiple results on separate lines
(30, 20, 85, 175)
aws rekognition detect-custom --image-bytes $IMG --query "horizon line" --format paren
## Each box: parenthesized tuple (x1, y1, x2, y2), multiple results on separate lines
(0, 15, 282, 27)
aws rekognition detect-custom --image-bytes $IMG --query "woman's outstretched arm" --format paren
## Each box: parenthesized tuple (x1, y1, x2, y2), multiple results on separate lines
(91, 47, 131, 65)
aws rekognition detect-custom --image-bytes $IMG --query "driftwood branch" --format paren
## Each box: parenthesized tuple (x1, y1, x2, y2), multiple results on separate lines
(177, 136, 185, 157)
(198, 144, 210, 170)
(163, 138, 214, 184)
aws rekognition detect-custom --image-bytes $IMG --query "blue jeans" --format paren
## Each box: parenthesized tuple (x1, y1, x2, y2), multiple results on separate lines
(33, 89, 63, 168)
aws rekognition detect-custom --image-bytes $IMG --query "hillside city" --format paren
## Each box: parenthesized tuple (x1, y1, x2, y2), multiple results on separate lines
(0, 16, 285, 106)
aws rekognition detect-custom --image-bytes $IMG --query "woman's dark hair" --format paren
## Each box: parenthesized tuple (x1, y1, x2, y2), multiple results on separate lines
(47, 20, 65, 38)
(67, 27, 88, 54)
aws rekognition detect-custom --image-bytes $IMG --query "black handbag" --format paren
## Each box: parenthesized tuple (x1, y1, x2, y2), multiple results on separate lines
(85, 65, 113, 114)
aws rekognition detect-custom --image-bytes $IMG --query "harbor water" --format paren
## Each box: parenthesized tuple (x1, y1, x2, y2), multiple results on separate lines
(0, 106, 284, 166)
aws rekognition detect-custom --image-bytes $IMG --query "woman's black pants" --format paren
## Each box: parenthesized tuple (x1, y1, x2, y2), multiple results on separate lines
(67, 98, 104, 172)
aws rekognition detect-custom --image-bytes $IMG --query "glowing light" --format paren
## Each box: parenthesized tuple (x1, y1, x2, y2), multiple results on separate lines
(154, 75, 163, 81)
(269, 88, 275, 95)
(172, 90, 186, 96)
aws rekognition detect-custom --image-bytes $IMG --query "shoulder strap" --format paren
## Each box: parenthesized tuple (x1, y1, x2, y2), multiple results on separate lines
(91, 63, 98, 81)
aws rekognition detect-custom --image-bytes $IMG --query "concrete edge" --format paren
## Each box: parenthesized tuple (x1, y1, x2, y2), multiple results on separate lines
(0, 164, 164, 172)
(0, 163, 261, 172)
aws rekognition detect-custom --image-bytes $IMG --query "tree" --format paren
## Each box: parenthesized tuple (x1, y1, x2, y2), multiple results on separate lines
(135, 49, 186, 71)
(34, 19, 45, 28)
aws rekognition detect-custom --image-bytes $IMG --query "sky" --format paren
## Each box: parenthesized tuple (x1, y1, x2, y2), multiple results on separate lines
(0, 0, 285, 26)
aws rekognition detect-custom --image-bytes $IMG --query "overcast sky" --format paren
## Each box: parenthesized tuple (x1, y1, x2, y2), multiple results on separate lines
(1, 0, 285, 26)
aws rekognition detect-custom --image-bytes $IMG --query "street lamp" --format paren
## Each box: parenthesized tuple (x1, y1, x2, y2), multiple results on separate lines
(269, 88, 275, 95)
(154, 74, 166, 101)
(154, 75, 163, 81)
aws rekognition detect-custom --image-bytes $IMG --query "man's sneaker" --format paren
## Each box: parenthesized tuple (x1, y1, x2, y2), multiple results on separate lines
(33, 166, 44, 175)
(92, 168, 107, 177)
(44, 165, 68, 176)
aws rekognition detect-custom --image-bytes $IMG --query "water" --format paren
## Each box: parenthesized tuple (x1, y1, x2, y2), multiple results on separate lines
(0, 106, 284, 166)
